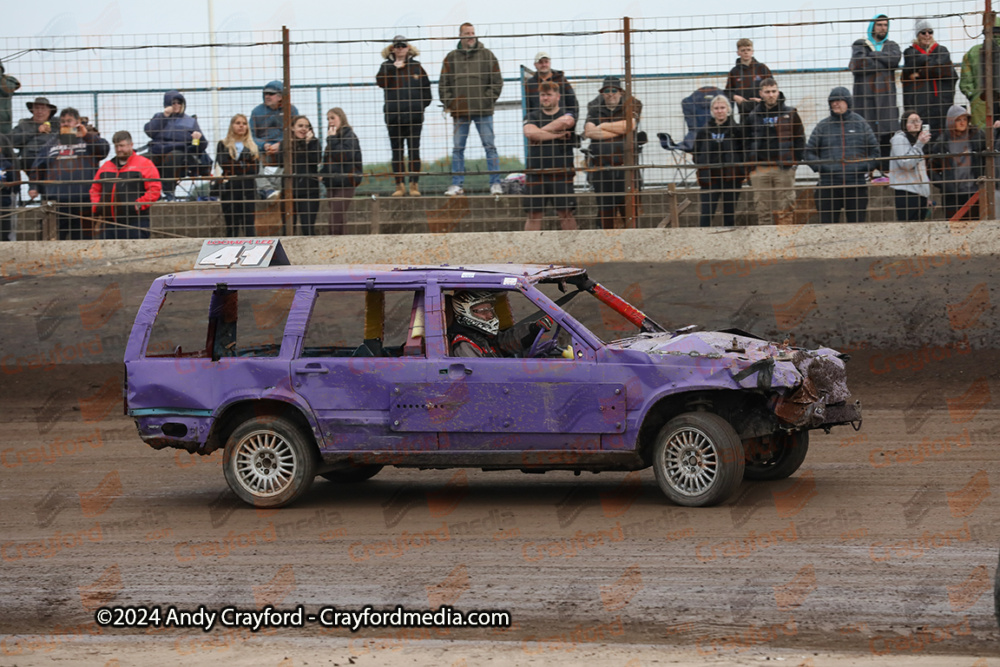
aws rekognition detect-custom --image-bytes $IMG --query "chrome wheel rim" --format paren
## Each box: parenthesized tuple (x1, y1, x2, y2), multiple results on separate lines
(234, 430, 297, 497)
(662, 427, 719, 496)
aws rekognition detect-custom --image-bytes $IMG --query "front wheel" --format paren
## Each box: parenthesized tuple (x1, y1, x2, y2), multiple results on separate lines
(223, 416, 317, 508)
(652, 412, 744, 507)
(743, 431, 809, 481)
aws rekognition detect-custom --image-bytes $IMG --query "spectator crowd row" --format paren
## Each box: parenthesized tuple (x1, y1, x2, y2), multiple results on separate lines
(0, 15, 997, 239)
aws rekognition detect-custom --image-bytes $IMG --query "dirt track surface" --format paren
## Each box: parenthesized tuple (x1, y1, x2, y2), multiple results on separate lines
(1, 355, 998, 666)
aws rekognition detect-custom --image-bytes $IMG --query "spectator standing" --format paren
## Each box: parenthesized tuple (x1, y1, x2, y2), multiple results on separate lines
(1, 133, 15, 240)
(215, 114, 260, 238)
(89, 131, 162, 239)
(849, 14, 901, 178)
(377, 35, 432, 197)
(745, 78, 804, 225)
(522, 82, 578, 231)
(30, 108, 109, 239)
(0, 60, 21, 136)
(523, 52, 579, 121)
(692, 95, 746, 227)
(724, 39, 772, 122)
(902, 21, 957, 135)
(928, 105, 985, 220)
(439, 23, 504, 196)
(250, 80, 298, 199)
(289, 115, 322, 236)
(889, 110, 932, 221)
(11, 97, 58, 180)
(320, 108, 362, 235)
(143, 90, 208, 199)
(804, 87, 879, 224)
(959, 17, 1000, 130)
(584, 77, 643, 229)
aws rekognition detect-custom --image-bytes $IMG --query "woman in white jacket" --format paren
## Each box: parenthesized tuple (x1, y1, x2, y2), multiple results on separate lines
(889, 110, 932, 221)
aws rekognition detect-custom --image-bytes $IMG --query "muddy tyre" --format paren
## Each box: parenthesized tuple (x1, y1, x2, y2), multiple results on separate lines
(321, 464, 383, 483)
(744, 431, 809, 481)
(652, 412, 744, 507)
(223, 416, 317, 508)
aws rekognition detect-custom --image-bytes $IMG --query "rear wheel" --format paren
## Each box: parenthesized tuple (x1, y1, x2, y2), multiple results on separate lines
(743, 431, 809, 481)
(223, 416, 317, 508)
(652, 412, 744, 507)
(321, 464, 383, 483)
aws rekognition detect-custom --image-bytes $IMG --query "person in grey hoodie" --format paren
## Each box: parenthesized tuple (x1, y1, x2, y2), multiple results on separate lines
(804, 87, 879, 223)
(928, 104, 986, 220)
(888, 110, 932, 220)
(249, 80, 299, 197)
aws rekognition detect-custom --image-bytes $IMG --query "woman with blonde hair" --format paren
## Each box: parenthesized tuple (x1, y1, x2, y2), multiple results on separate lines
(215, 113, 259, 237)
(320, 107, 362, 235)
(376, 35, 432, 196)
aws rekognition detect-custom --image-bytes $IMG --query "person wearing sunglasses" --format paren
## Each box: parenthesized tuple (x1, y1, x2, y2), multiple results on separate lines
(376, 35, 432, 197)
(902, 20, 957, 135)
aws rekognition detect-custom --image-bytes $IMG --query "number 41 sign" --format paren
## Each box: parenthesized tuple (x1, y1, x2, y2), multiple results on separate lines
(194, 238, 291, 269)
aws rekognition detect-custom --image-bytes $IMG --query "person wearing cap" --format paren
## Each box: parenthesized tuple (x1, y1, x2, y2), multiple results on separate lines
(0, 60, 21, 136)
(583, 76, 643, 229)
(849, 14, 901, 178)
(523, 52, 579, 122)
(804, 87, 879, 223)
(724, 39, 772, 123)
(523, 82, 578, 231)
(439, 22, 504, 196)
(250, 80, 299, 199)
(376, 35, 432, 197)
(745, 78, 804, 225)
(143, 90, 208, 199)
(928, 105, 986, 220)
(11, 97, 58, 179)
(902, 20, 956, 135)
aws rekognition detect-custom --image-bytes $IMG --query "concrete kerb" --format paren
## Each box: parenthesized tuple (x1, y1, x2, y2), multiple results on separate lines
(0, 220, 996, 279)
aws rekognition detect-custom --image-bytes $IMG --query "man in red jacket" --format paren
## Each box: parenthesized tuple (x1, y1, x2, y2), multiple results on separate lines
(90, 130, 161, 239)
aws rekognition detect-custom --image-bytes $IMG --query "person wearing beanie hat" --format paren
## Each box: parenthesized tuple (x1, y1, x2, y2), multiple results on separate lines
(928, 104, 986, 220)
(902, 19, 957, 134)
(376, 35, 432, 197)
(0, 60, 21, 136)
(849, 14, 901, 175)
(804, 87, 879, 223)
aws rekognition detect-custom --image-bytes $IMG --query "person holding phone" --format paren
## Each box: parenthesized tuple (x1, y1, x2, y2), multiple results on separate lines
(889, 110, 932, 220)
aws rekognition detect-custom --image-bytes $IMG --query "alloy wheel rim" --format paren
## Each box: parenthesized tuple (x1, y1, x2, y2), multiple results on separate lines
(662, 427, 719, 496)
(234, 430, 296, 497)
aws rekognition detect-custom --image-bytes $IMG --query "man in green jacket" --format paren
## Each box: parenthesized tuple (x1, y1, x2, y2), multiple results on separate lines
(959, 17, 1000, 129)
(439, 23, 504, 196)
(0, 60, 21, 136)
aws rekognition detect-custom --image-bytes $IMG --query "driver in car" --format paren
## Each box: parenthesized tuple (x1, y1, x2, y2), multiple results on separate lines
(449, 290, 555, 358)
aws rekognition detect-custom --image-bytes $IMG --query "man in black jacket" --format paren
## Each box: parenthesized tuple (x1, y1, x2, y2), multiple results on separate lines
(745, 78, 804, 225)
(523, 53, 579, 121)
(804, 87, 880, 223)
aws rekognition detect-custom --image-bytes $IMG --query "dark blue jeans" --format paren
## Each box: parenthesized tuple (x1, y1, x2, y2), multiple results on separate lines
(699, 184, 741, 227)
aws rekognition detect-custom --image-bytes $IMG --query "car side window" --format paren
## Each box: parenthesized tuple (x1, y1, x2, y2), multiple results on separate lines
(302, 290, 424, 358)
(146, 289, 212, 358)
(444, 288, 572, 358)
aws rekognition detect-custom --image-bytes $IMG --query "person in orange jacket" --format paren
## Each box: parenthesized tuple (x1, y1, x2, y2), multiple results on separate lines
(90, 130, 162, 239)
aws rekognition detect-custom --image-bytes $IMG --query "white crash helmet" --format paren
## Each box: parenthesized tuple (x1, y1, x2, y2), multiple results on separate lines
(452, 290, 499, 336)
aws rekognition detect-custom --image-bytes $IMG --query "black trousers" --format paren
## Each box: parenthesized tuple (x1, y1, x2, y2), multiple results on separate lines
(893, 190, 928, 221)
(56, 203, 93, 240)
(387, 120, 423, 184)
(293, 185, 321, 235)
(699, 184, 740, 227)
(221, 184, 257, 237)
(816, 182, 869, 224)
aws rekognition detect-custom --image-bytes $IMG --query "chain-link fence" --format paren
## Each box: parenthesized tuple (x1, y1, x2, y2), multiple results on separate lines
(0, 1, 995, 239)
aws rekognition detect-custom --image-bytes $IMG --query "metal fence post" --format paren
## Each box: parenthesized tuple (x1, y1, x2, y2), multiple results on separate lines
(623, 16, 636, 228)
(282, 26, 293, 237)
(985, 3, 996, 220)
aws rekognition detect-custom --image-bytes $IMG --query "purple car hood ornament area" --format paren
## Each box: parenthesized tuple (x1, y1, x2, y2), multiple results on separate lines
(124, 262, 861, 509)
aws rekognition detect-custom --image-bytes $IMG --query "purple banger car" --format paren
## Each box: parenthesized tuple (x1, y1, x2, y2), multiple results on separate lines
(124, 263, 861, 508)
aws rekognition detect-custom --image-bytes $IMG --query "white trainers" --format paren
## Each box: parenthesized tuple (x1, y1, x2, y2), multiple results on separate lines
(489, 183, 503, 195)
(444, 185, 464, 196)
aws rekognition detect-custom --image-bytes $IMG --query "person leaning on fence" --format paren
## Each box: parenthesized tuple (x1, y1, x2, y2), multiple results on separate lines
(724, 38, 772, 123)
(376, 34, 432, 197)
(250, 80, 299, 199)
(215, 114, 260, 238)
(143, 90, 209, 200)
(320, 108, 362, 235)
(289, 115, 322, 236)
(11, 97, 58, 182)
(0, 60, 21, 136)
(584, 76, 643, 230)
(889, 110, 932, 221)
(745, 78, 804, 225)
(524, 52, 579, 122)
(902, 20, 956, 136)
(927, 105, 985, 221)
(0, 133, 15, 241)
(522, 81, 578, 232)
(89, 130, 161, 240)
(849, 13, 901, 180)
(439, 22, 504, 196)
(693, 95, 746, 227)
(959, 16, 1000, 130)
(804, 87, 879, 224)
(30, 108, 109, 240)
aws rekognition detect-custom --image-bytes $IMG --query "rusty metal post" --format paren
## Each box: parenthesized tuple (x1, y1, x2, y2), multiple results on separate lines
(42, 201, 57, 241)
(282, 26, 293, 236)
(984, 4, 996, 220)
(622, 16, 636, 228)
